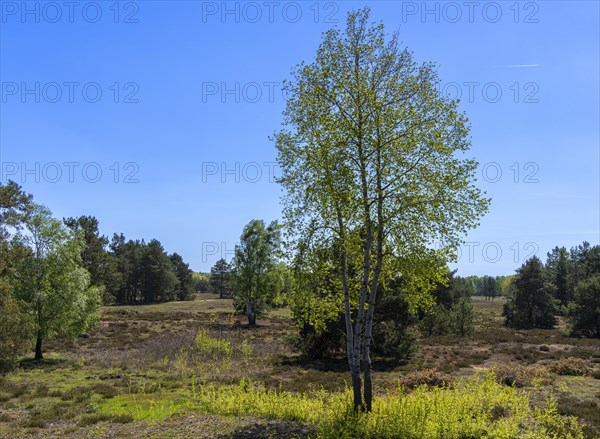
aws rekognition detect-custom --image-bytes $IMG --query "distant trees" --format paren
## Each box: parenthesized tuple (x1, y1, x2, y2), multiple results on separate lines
(192, 272, 210, 293)
(482, 276, 499, 301)
(58, 223, 196, 305)
(105, 236, 193, 304)
(210, 258, 232, 298)
(139, 239, 179, 303)
(503, 256, 556, 329)
(231, 219, 282, 326)
(12, 204, 101, 360)
(570, 275, 600, 338)
(170, 253, 194, 300)
(545, 246, 571, 309)
(419, 272, 474, 337)
(462, 275, 509, 298)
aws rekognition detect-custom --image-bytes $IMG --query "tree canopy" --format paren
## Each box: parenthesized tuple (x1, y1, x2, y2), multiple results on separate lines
(274, 8, 489, 411)
(12, 204, 102, 360)
(232, 219, 282, 326)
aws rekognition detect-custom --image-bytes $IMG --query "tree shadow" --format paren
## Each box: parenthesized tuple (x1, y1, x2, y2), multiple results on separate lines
(216, 420, 315, 439)
(18, 357, 66, 370)
(280, 355, 407, 373)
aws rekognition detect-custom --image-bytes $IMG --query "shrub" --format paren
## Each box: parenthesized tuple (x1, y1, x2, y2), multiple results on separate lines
(177, 372, 583, 439)
(494, 362, 552, 387)
(550, 357, 592, 376)
(372, 322, 418, 360)
(194, 328, 232, 359)
(419, 304, 452, 336)
(399, 368, 453, 390)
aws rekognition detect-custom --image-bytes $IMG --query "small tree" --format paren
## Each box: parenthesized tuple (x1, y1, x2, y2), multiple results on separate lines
(570, 275, 600, 338)
(12, 204, 101, 360)
(210, 258, 232, 298)
(451, 297, 474, 337)
(232, 219, 281, 326)
(503, 256, 556, 329)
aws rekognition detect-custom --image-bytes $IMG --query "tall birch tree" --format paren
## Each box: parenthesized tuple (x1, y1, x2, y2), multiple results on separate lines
(274, 8, 489, 411)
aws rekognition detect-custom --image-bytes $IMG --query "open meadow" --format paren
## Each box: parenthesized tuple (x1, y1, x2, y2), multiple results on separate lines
(1, 294, 599, 439)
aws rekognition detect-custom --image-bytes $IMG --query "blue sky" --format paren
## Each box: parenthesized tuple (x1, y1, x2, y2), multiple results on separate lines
(1, 1, 598, 276)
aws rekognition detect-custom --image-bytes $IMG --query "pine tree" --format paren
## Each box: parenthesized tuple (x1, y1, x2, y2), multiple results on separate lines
(503, 256, 556, 329)
(210, 258, 232, 299)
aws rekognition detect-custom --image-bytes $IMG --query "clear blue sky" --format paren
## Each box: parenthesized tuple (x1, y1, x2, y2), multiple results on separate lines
(1, 1, 598, 276)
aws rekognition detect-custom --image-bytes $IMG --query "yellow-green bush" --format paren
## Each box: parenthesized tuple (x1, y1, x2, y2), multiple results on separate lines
(194, 329, 231, 358)
(185, 372, 583, 439)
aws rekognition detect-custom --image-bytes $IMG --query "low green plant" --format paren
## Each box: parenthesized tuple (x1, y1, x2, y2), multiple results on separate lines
(194, 328, 232, 358)
(180, 371, 582, 439)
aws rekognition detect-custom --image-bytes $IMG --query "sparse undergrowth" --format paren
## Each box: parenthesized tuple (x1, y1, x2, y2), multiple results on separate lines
(1, 295, 599, 438)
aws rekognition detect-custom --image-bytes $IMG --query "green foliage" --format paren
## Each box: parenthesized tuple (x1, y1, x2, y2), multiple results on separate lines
(139, 239, 179, 303)
(107, 234, 191, 304)
(503, 256, 556, 329)
(371, 284, 419, 360)
(192, 272, 210, 293)
(569, 275, 600, 338)
(231, 219, 282, 326)
(451, 297, 475, 337)
(0, 181, 34, 371)
(177, 372, 583, 439)
(11, 203, 101, 359)
(419, 272, 474, 337)
(545, 246, 571, 309)
(63, 216, 111, 288)
(210, 258, 232, 298)
(275, 7, 489, 409)
(194, 328, 232, 359)
(0, 283, 33, 372)
(169, 252, 194, 301)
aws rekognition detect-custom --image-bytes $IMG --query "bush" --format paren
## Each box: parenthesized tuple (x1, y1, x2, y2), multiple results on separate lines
(399, 368, 453, 390)
(550, 357, 592, 376)
(419, 298, 474, 337)
(194, 328, 232, 359)
(372, 322, 418, 360)
(493, 362, 552, 387)
(292, 315, 346, 360)
(450, 297, 475, 337)
(419, 304, 452, 336)
(177, 372, 583, 439)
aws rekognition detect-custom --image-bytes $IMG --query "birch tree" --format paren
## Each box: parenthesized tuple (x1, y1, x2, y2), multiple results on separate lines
(274, 8, 489, 411)
(232, 219, 282, 326)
